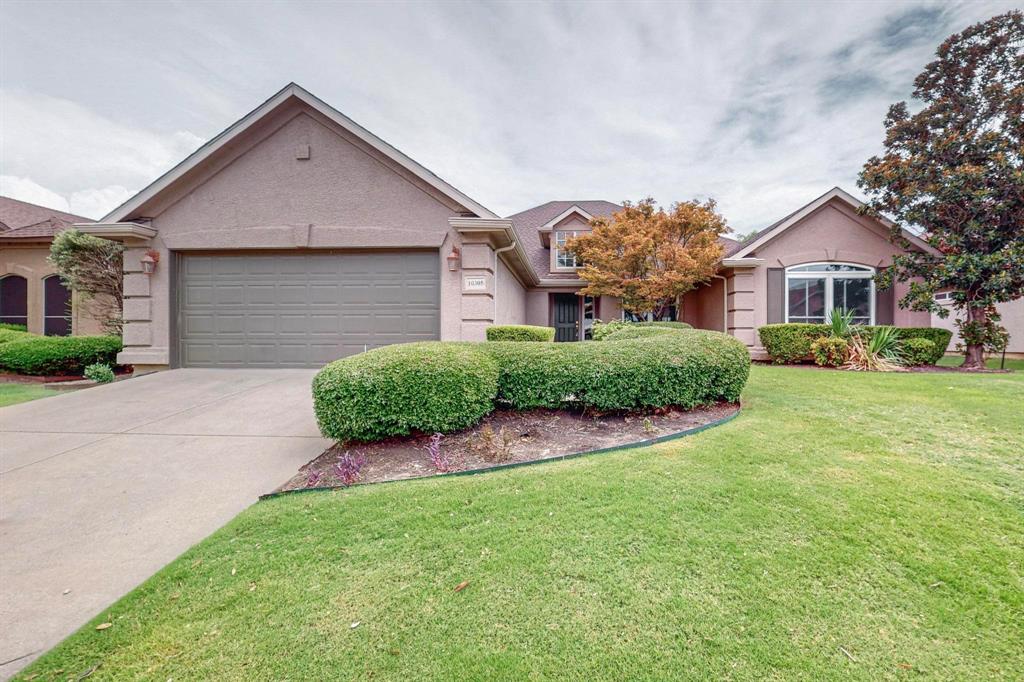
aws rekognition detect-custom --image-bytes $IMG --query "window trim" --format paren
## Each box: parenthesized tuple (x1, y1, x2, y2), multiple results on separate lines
(552, 230, 581, 270)
(784, 262, 875, 325)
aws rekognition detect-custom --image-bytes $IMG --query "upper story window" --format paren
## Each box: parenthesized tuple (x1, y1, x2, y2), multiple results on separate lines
(786, 262, 874, 325)
(554, 230, 580, 269)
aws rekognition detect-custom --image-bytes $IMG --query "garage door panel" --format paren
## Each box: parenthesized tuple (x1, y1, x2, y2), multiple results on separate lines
(178, 252, 439, 367)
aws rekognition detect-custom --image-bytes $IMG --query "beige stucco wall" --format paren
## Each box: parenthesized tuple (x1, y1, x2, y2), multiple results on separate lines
(734, 198, 931, 356)
(117, 101, 481, 367)
(0, 244, 104, 336)
(495, 257, 526, 325)
(931, 297, 1024, 355)
(681, 278, 727, 332)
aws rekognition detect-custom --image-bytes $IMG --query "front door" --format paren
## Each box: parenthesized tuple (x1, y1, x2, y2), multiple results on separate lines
(553, 293, 579, 342)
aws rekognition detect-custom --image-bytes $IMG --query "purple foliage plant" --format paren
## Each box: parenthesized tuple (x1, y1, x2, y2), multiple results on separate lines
(333, 451, 367, 487)
(425, 432, 451, 473)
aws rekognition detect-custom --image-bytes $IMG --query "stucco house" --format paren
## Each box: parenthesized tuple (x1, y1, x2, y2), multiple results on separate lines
(73, 83, 944, 371)
(0, 197, 102, 336)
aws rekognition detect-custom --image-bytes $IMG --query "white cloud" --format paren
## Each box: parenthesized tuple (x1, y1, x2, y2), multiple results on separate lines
(69, 185, 135, 220)
(0, 175, 70, 213)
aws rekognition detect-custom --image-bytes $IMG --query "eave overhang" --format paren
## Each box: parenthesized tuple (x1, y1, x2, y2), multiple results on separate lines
(449, 217, 538, 286)
(75, 222, 157, 243)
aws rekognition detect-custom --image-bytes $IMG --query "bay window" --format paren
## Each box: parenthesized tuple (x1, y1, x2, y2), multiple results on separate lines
(785, 263, 874, 325)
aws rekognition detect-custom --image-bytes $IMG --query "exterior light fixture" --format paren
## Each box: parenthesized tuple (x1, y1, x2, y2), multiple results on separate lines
(141, 249, 160, 275)
(446, 246, 461, 272)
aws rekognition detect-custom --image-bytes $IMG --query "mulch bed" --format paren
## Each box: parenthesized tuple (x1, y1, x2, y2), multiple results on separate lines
(277, 402, 739, 492)
(753, 361, 1010, 374)
(0, 367, 133, 384)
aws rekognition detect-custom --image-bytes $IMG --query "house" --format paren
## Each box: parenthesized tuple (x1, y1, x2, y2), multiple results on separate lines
(0, 197, 102, 335)
(76, 83, 939, 371)
(931, 297, 1024, 358)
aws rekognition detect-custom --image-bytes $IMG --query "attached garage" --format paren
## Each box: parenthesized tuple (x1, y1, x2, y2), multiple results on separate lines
(177, 251, 439, 367)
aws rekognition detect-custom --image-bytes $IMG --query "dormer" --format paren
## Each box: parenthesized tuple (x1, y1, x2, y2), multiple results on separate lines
(539, 205, 595, 271)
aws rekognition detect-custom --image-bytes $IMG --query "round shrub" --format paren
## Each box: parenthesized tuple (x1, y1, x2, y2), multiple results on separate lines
(485, 325, 555, 342)
(902, 337, 937, 366)
(84, 363, 116, 383)
(313, 342, 499, 442)
(484, 329, 750, 412)
(0, 335, 122, 375)
(810, 336, 849, 367)
(601, 326, 677, 342)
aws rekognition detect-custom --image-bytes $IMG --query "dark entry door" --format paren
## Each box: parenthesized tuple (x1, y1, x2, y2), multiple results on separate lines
(553, 293, 579, 342)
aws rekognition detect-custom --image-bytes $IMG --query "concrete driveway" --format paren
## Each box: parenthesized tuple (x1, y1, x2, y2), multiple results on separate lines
(0, 369, 329, 678)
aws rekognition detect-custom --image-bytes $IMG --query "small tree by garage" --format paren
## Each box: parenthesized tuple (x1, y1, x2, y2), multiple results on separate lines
(567, 198, 728, 321)
(48, 229, 124, 334)
(858, 10, 1024, 369)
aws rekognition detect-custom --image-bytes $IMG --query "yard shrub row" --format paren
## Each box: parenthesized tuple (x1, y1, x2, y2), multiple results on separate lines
(0, 335, 122, 375)
(0, 329, 33, 345)
(485, 325, 556, 342)
(758, 323, 951, 365)
(0, 323, 28, 332)
(313, 329, 751, 442)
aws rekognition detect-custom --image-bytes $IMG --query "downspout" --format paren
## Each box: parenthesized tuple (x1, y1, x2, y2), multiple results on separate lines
(493, 241, 517, 325)
(713, 275, 728, 333)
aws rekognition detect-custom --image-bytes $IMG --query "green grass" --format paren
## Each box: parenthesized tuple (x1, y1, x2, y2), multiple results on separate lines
(937, 354, 1024, 371)
(19, 366, 1024, 680)
(0, 383, 55, 407)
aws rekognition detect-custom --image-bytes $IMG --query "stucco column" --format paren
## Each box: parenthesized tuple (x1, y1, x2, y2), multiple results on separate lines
(457, 240, 496, 341)
(118, 246, 169, 372)
(726, 267, 758, 350)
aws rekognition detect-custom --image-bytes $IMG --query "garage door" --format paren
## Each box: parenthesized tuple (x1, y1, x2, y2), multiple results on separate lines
(177, 252, 439, 367)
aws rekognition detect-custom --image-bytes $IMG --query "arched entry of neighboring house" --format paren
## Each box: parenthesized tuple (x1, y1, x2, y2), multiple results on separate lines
(0, 274, 28, 328)
(43, 275, 71, 336)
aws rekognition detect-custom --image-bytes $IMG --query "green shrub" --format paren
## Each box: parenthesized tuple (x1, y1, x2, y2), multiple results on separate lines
(0, 335, 122, 375)
(592, 319, 692, 341)
(483, 329, 749, 412)
(485, 325, 555, 342)
(810, 336, 849, 367)
(313, 342, 499, 442)
(0, 329, 34, 345)
(601, 326, 677, 342)
(758, 324, 830, 363)
(759, 323, 952, 365)
(902, 337, 937, 366)
(84, 363, 116, 383)
(0, 322, 28, 332)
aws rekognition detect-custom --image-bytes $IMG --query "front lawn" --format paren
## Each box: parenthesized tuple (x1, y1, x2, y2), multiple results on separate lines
(0, 383, 56, 407)
(938, 354, 1024, 372)
(20, 366, 1024, 680)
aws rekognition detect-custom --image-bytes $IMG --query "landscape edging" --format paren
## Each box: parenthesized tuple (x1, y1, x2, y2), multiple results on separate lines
(260, 406, 740, 501)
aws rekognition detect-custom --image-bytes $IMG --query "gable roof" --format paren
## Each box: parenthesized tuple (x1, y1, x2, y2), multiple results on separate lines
(0, 196, 93, 241)
(507, 200, 622, 279)
(101, 83, 498, 223)
(729, 186, 935, 259)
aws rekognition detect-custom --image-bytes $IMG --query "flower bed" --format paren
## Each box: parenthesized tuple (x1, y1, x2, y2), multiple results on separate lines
(758, 323, 951, 365)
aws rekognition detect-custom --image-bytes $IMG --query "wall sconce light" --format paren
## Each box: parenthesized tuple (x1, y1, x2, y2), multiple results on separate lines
(141, 249, 160, 275)
(446, 246, 461, 272)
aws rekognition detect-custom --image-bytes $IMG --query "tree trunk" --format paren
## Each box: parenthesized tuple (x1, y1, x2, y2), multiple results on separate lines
(962, 305, 987, 369)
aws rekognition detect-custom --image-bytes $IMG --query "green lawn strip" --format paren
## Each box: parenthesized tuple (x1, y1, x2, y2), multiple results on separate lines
(19, 366, 1024, 681)
(937, 355, 1024, 371)
(0, 383, 55, 407)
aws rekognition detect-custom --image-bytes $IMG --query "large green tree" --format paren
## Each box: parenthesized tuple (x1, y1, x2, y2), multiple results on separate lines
(858, 10, 1024, 368)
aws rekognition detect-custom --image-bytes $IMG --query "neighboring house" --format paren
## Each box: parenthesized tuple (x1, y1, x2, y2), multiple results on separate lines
(76, 84, 939, 370)
(0, 197, 101, 336)
(931, 296, 1024, 358)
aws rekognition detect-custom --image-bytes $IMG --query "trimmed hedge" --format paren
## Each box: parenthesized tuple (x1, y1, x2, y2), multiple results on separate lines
(485, 325, 555, 342)
(902, 338, 937, 366)
(810, 336, 848, 367)
(0, 323, 28, 332)
(0, 329, 33, 345)
(592, 319, 692, 341)
(759, 324, 952, 365)
(601, 326, 677, 342)
(483, 329, 749, 412)
(313, 342, 499, 442)
(0, 335, 122, 375)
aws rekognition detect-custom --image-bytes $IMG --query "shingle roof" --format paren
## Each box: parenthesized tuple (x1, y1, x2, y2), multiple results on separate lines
(0, 196, 92, 241)
(507, 200, 741, 278)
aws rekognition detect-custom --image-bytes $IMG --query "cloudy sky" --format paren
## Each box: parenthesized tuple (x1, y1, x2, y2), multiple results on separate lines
(0, 0, 1017, 232)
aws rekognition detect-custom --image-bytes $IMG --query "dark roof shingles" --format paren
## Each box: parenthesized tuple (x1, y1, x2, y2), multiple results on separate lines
(0, 196, 92, 241)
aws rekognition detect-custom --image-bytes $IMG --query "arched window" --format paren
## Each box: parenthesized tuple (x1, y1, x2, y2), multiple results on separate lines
(0, 275, 28, 328)
(785, 263, 874, 325)
(43, 275, 71, 336)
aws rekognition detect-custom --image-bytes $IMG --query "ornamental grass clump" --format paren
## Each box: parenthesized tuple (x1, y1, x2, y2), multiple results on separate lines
(845, 326, 904, 372)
